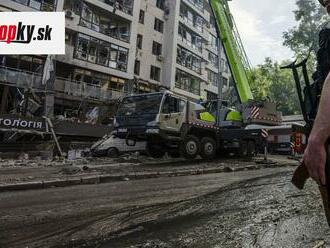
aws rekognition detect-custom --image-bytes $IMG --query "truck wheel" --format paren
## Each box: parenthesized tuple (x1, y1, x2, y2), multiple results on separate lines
(200, 137, 216, 159)
(181, 135, 200, 159)
(247, 141, 256, 157)
(239, 141, 248, 157)
(107, 148, 119, 158)
(147, 144, 165, 158)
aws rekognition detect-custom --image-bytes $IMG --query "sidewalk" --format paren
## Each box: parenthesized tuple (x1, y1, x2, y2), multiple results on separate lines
(0, 155, 299, 192)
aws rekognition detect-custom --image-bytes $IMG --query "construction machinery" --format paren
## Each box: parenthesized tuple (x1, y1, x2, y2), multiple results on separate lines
(209, 0, 282, 126)
(114, 90, 266, 159)
(112, 0, 282, 159)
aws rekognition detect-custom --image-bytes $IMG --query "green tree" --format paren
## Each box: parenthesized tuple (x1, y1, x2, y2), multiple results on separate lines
(248, 0, 328, 115)
(249, 58, 301, 115)
(245, 0, 326, 115)
(248, 58, 272, 99)
(283, 0, 329, 57)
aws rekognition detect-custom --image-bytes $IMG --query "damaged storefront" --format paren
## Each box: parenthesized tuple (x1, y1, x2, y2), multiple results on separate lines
(0, 54, 118, 158)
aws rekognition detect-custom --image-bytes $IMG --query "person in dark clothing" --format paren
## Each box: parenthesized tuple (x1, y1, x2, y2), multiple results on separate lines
(304, 0, 330, 185)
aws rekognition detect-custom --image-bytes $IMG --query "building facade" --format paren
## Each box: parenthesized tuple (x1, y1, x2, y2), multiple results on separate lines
(135, 0, 232, 100)
(0, 0, 232, 120)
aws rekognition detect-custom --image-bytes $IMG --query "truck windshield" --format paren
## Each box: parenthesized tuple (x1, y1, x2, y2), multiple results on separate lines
(117, 93, 163, 116)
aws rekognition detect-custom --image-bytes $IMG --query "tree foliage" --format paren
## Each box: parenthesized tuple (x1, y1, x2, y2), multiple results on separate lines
(249, 58, 301, 115)
(248, 0, 329, 115)
(283, 0, 329, 57)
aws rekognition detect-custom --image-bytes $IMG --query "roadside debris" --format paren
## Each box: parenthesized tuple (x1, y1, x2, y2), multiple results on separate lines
(312, 240, 326, 248)
(0, 155, 299, 192)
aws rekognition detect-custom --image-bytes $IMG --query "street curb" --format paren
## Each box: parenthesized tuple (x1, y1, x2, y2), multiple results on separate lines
(0, 162, 298, 192)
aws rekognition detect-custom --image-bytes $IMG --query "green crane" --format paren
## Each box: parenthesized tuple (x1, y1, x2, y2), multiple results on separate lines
(209, 0, 254, 103)
(206, 0, 282, 126)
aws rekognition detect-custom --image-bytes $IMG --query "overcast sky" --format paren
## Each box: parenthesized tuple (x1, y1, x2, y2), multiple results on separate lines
(229, 0, 297, 66)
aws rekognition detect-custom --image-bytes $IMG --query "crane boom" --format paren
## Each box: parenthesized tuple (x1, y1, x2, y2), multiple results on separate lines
(209, 0, 254, 103)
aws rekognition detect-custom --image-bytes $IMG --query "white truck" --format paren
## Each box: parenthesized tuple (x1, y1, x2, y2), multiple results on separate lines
(112, 90, 274, 159)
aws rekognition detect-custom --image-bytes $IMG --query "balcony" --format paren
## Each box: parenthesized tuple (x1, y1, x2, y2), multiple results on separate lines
(0, 66, 125, 102)
(177, 37, 203, 56)
(186, 0, 203, 10)
(11, 0, 56, 11)
(182, 0, 204, 17)
(179, 15, 203, 32)
(77, 1, 131, 43)
(179, 3, 206, 35)
(175, 69, 201, 96)
(55, 77, 125, 102)
(96, 0, 133, 16)
(178, 24, 204, 55)
(177, 46, 202, 75)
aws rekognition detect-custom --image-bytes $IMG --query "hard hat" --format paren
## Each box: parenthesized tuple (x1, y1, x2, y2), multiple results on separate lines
(319, 0, 325, 6)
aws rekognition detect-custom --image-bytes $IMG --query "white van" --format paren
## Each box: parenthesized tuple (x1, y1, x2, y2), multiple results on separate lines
(91, 134, 146, 157)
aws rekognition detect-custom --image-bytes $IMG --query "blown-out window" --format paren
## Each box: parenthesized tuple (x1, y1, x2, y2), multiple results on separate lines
(14, 0, 56, 11)
(175, 69, 201, 95)
(79, 2, 130, 42)
(177, 46, 202, 74)
(74, 33, 128, 72)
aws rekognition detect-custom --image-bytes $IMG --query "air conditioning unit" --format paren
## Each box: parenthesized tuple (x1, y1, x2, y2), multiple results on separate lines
(65, 10, 74, 19)
(164, 7, 170, 20)
(157, 55, 164, 62)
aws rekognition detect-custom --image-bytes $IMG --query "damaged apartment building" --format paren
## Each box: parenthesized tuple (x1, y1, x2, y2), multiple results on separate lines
(0, 0, 233, 126)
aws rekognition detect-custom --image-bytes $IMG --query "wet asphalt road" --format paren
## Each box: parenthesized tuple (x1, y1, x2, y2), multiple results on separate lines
(103, 168, 330, 248)
(0, 166, 328, 248)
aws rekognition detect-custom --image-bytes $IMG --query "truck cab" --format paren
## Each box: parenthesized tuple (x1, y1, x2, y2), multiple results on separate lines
(114, 91, 190, 139)
(159, 93, 187, 134)
(113, 92, 164, 139)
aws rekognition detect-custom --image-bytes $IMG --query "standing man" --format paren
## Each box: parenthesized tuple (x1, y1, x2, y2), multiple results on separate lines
(304, 0, 330, 185)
